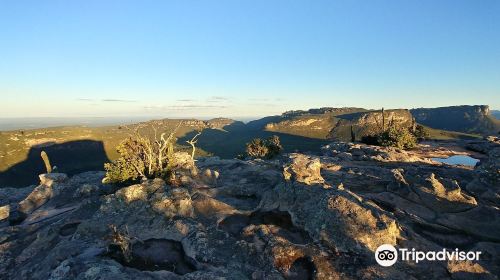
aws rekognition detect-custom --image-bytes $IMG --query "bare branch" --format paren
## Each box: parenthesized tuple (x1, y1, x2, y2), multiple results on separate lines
(186, 130, 203, 160)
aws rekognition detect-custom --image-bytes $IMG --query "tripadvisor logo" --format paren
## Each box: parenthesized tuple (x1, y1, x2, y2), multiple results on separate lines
(375, 244, 398, 267)
(375, 244, 482, 267)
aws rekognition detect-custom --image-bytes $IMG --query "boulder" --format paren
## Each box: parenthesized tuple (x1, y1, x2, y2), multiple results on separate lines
(151, 188, 194, 218)
(16, 173, 69, 218)
(260, 182, 400, 253)
(283, 154, 324, 185)
(39, 173, 68, 187)
(0, 205, 9, 221)
(171, 151, 198, 176)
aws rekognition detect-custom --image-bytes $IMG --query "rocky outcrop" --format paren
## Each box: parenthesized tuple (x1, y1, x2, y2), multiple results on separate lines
(0, 141, 498, 279)
(0, 185, 35, 221)
(283, 154, 324, 185)
(6, 173, 68, 225)
(262, 107, 414, 141)
(465, 137, 500, 204)
(410, 173, 477, 213)
(328, 109, 414, 141)
(322, 141, 435, 163)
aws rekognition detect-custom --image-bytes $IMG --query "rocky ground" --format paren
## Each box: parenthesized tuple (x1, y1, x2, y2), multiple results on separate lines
(0, 138, 499, 280)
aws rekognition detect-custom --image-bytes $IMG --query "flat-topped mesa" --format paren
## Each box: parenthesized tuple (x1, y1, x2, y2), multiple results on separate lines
(328, 109, 414, 140)
(350, 109, 413, 127)
(282, 107, 367, 118)
(411, 105, 500, 134)
(262, 108, 415, 141)
(206, 118, 243, 129)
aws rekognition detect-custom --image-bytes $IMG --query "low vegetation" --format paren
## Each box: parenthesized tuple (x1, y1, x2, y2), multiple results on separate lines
(360, 109, 420, 149)
(103, 124, 180, 184)
(414, 124, 430, 140)
(376, 125, 418, 149)
(245, 135, 283, 159)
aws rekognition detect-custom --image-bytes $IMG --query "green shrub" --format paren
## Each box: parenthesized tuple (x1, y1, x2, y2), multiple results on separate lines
(104, 157, 138, 185)
(266, 135, 283, 158)
(104, 125, 177, 184)
(245, 135, 283, 159)
(246, 138, 269, 158)
(377, 125, 417, 149)
(361, 125, 418, 150)
(414, 124, 430, 140)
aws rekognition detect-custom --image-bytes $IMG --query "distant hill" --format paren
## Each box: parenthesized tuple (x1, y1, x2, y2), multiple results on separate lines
(258, 107, 367, 139)
(492, 110, 500, 120)
(410, 105, 500, 135)
(260, 107, 417, 141)
(0, 117, 330, 187)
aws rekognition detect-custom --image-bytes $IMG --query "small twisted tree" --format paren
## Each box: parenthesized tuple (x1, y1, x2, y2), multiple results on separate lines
(245, 135, 283, 159)
(186, 130, 203, 160)
(104, 122, 181, 184)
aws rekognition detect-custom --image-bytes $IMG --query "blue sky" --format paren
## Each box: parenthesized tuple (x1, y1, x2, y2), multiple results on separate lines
(1, 0, 499, 118)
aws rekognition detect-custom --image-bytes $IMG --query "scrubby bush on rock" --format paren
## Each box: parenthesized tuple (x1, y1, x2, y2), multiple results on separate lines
(245, 135, 283, 159)
(361, 125, 418, 149)
(104, 124, 179, 184)
(413, 124, 430, 140)
(359, 109, 418, 150)
(377, 125, 417, 149)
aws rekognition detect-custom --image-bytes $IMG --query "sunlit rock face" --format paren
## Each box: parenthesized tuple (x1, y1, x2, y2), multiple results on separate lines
(1, 139, 499, 279)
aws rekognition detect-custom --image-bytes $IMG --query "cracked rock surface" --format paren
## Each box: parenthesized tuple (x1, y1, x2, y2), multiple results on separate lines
(0, 140, 499, 279)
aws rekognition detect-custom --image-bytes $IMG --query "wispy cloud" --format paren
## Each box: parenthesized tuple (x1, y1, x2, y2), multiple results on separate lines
(144, 104, 227, 110)
(207, 96, 230, 102)
(77, 98, 136, 103)
(210, 96, 229, 100)
(249, 103, 277, 107)
(101, 99, 136, 103)
(176, 99, 195, 102)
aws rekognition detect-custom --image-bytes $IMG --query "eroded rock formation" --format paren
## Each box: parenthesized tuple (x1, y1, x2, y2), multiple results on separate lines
(0, 140, 499, 279)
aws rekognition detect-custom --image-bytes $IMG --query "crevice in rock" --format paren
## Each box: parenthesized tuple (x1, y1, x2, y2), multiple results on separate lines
(286, 257, 316, 280)
(215, 194, 260, 211)
(219, 210, 312, 245)
(218, 213, 250, 236)
(369, 198, 396, 213)
(59, 222, 80, 236)
(411, 222, 477, 249)
(106, 238, 196, 275)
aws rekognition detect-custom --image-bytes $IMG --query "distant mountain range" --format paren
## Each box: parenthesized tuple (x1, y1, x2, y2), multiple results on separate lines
(0, 105, 495, 187)
(0, 117, 159, 131)
(254, 105, 498, 140)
